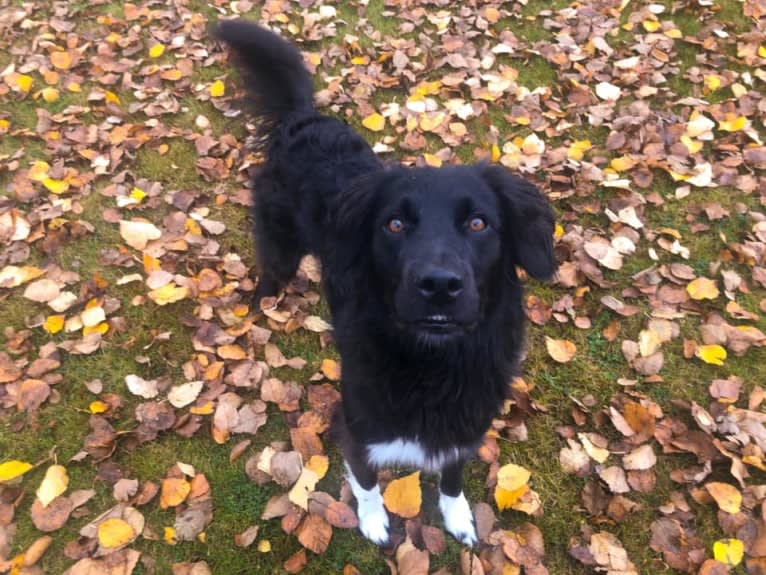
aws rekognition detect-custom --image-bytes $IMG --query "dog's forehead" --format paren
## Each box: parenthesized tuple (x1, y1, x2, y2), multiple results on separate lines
(383, 167, 497, 209)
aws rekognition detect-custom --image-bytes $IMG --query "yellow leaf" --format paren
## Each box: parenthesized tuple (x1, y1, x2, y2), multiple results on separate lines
(382, 471, 422, 518)
(706, 482, 742, 514)
(695, 344, 727, 366)
(0, 460, 33, 483)
(89, 400, 109, 414)
(609, 155, 637, 172)
(83, 322, 109, 336)
(642, 19, 661, 32)
(664, 28, 683, 38)
(160, 477, 191, 509)
(495, 484, 529, 511)
(0, 119, 9, 132)
(130, 187, 146, 202)
(16, 74, 34, 93)
(686, 277, 719, 300)
(149, 43, 165, 58)
(496, 463, 531, 492)
(41, 88, 60, 102)
(554, 223, 564, 240)
(42, 177, 69, 195)
(718, 114, 746, 132)
(148, 284, 189, 306)
(163, 526, 177, 544)
(97, 518, 136, 548)
(257, 540, 271, 553)
(491, 143, 501, 163)
(713, 538, 744, 566)
(210, 80, 225, 98)
(320, 358, 341, 381)
(414, 80, 442, 96)
(50, 51, 72, 70)
(185, 217, 202, 235)
(43, 315, 65, 334)
(545, 337, 577, 363)
(567, 139, 592, 161)
(305, 455, 329, 480)
(66, 81, 81, 93)
(362, 112, 385, 132)
(424, 153, 442, 167)
(105, 91, 121, 105)
(36, 465, 68, 507)
(680, 135, 703, 154)
(704, 75, 721, 91)
(759, 45, 766, 58)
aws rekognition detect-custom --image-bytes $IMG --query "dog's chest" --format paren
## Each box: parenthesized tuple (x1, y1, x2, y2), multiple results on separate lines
(365, 438, 474, 472)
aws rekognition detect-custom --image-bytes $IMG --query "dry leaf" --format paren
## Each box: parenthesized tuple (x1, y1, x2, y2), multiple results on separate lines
(545, 337, 576, 363)
(383, 471, 422, 518)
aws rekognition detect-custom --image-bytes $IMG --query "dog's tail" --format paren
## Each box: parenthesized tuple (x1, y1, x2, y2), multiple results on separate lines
(215, 20, 314, 134)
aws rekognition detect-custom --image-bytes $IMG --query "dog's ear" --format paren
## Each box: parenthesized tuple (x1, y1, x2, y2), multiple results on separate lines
(479, 165, 557, 280)
(333, 172, 385, 237)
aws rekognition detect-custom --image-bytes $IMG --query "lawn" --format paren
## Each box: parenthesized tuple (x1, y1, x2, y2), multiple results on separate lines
(1, 0, 765, 573)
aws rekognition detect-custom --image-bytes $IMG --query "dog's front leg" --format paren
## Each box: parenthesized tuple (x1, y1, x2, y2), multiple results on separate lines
(439, 459, 478, 546)
(344, 446, 389, 545)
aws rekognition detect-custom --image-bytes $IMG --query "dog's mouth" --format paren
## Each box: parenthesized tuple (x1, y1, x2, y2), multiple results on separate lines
(413, 315, 462, 333)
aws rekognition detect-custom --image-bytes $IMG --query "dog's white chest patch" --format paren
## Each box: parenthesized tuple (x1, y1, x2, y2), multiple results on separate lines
(366, 438, 460, 472)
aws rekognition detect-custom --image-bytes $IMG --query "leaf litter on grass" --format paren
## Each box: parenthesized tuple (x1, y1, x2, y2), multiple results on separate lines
(0, 0, 765, 573)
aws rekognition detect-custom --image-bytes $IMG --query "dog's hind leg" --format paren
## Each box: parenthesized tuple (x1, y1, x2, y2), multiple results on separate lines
(343, 444, 389, 545)
(439, 460, 477, 546)
(251, 174, 305, 306)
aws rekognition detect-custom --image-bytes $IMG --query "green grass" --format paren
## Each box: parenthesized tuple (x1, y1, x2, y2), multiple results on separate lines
(1, 0, 765, 573)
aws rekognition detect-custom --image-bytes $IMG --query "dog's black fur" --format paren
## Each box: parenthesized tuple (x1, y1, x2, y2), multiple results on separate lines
(217, 20, 556, 545)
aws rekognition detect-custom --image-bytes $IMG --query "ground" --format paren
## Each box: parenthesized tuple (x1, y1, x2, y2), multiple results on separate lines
(0, 0, 765, 574)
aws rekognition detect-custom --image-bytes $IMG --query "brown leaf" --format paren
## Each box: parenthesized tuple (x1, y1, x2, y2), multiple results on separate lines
(296, 514, 332, 554)
(31, 496, 74, 532)
(396, 536, 429, 575)
(545, 337, 576, 363)
(234, 525, 259, 548)
(284, 549, 308, 573)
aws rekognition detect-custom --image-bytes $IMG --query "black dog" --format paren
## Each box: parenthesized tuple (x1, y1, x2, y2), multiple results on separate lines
(216, 20, 556, 546)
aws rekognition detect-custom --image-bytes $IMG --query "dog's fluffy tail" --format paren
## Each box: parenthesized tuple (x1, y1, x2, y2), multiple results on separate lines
(215, 20, 314, 133)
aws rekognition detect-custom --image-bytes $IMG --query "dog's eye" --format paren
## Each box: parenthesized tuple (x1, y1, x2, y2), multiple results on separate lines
(468, 217, 487, 232)
(386, 218, 405, 233)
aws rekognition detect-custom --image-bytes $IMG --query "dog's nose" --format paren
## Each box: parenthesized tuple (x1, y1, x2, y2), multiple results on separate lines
(416, 269, 464, 302)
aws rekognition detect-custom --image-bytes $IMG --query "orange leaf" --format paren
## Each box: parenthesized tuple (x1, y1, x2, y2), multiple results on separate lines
(320, 359, 341, 381)
(545, 337, 577, 363)
(49, 51, 72, 70)
(160, 478, 191, 509)
(383, 471, 421, 518)
(705, 482, 741, 514)
(686, 277, 720, 300)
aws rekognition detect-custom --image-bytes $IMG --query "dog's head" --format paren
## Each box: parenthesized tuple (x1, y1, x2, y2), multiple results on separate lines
(334, 165, 556, 345)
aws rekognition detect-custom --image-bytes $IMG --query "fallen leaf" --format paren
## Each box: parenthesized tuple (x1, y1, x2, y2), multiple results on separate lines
(0, 459, 33, 483)
(695, 345, 727, 366)
(545, 337, 576, 363)
(383, 471, 422, 518)
(97, 518, 136, 549)
(362, 112, 385, 132)
(36, 465, 69, 507)
(705, 482, 741, 514)
(160, 478, 192, 509)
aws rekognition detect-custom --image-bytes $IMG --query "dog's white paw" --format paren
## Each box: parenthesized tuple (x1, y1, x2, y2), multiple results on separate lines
(357, 493, 390, 544)
(345, 463, 390, 545)
(439, 491, 478, 547)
